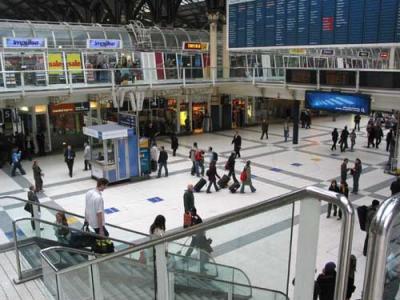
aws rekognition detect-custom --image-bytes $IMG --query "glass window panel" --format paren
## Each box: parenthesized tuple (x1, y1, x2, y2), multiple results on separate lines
(54, 30, 72, 48)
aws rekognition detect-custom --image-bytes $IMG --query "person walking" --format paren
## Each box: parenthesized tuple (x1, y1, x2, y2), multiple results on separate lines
(390, 176, 400, 196)
(150, 143, 158, 173)
(367, 124, 375, 148)
(375, 124, 384, 149)
(84, 178, 109, 236)
(171, 134, 178, 156)
(83, 143, 91, 171)
(341, 158, 349, 183)
(64, 145, 75, 178)
(260, 119, 269, 140)
(363, 200, 380, 256)
(32, 160, 44, 192)
(351, 158, 362, 194)
(350, 129, 356, 151)
(206, 161, 220, 193)
(313, 262, 337, 300)
(157, 146, 168, 178)
(232, 131, 242, 158)
(184, 184, 195, 213)
(226, 152, 238, 183)
(326, 180, 340, 218)
(331, 128, 339, 151)
(354, 114, 361, 131)
(189, 143, 199, 176)
(340, 126, 349, 152)
(387, 129, 394, 152)
(284, 118, 290, 142)
(198, 150, 205, 177)
(240, 161, 256, 193)
(27, 185, 41, 230)
(11, 148, 26, 177)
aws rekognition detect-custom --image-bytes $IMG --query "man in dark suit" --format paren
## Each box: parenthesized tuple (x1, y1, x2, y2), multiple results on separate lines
(64, 145, 76, 177)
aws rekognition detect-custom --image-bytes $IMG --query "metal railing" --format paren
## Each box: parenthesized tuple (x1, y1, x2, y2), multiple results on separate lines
(39, 186, 354, 300)
(362, 194, 400, 299)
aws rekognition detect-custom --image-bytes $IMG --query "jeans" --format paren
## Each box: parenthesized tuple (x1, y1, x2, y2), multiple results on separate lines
(11, 161, 26, 176)
(340, 140, 348, 152)
(284, 129, 289, 142)
(260, 130, 268, 139)
(228, 169, 238, 183)
(66, 159, 74, 177)
(354, 122, 360, 131)
(194, 161, 200, 176)
(353, 174, 360, 193)
(84, 160, 91, 171)
(207, 179, 219, 192)
(157, 162, 168, 177)
(327, 204, 339, 217)
(351, 140, 355, 151)
(240, 182, 256, 193)
(331, 140, 337, 150)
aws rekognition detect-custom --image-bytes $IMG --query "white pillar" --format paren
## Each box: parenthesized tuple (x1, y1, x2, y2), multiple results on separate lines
(155, 243, 169, 300)
(389, 47, 396, 69)
(294, 199, 321, 300)
(45, 108, 52, 152)
(222, 17, 230, 79)
(208, 14, 218, 77)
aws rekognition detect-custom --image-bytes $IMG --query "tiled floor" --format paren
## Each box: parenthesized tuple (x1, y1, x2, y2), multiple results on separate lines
(0, 114, 395, 299)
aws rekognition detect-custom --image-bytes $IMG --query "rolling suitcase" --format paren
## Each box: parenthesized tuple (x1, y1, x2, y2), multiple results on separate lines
(194, 178, 207, 192)
(229, 182, 240, 193)
(218, 175, 230, 189)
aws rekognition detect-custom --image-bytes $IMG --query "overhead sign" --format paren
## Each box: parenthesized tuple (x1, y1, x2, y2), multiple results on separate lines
(182, 42, 209, 51)
(3, 37, 47, 49)
(49, 102, 89, 114)
(87, 39, 122, 49)
(228, 0, 400, 49)
(289, 49, 306, 55)
(380, 52, 389, 59)
(358, 51, 370, 58)
(321, 49, 335, 56)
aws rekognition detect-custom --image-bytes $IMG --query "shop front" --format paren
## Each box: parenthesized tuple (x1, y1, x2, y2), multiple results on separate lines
(49, 102, 90, 150)
(232, 98, 245, 128)
(192, 102, 207, 133)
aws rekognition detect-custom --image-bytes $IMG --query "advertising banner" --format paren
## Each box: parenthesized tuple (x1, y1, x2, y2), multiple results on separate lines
(48, 53, 64, 75)
(3, 37, 47, 49)
(66, 53, 82, 74)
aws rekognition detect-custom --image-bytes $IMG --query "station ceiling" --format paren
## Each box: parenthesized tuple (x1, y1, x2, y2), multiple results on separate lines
(0, 0, 210, 29)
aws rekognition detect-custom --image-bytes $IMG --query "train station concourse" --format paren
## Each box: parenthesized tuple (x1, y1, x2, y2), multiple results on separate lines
(0, 0, 400, 299)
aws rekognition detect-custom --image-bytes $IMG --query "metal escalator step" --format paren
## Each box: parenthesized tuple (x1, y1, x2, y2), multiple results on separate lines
(119, 282, 153, 300)
(102, 281, 130, 300)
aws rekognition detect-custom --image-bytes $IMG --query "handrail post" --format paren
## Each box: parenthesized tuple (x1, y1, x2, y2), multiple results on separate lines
(155, 244, 169, 300)
(12, 221, 22, 282)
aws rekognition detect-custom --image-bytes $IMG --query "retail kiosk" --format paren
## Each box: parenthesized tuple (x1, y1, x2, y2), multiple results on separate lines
(83, 124, 139, 183)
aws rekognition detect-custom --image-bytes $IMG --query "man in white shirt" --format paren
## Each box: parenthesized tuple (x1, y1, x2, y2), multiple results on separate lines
(85, 178, 109, 236)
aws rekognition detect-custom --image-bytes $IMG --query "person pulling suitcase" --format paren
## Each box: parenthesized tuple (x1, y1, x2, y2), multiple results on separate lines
(206, 161, 220, 193)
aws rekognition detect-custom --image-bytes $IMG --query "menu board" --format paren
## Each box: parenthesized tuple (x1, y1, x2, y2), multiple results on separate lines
(228, 0, 400, 49)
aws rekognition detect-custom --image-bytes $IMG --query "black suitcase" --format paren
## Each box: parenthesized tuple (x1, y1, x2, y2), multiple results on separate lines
(229, 182, 240, 193)
(218, 175, 230, 188)
(194, 178, 207, 192)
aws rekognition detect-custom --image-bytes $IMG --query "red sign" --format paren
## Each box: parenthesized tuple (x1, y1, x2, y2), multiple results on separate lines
(380, 52, 389, 59)
(322, 17, 334, 31)
(50, 103, 75, 114)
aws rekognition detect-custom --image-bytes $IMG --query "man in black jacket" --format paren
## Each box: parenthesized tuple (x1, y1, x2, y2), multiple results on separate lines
(260, 119, 269, 140)
(232, 131, 242, 158)
(331, 128, 338, 151)
(363, 200, 380, 256)
(64, 145, 75, 178)
(226, 152, 238, 183)
(157, 146, 168, 178)
(206, 161, 220, 193)
(339, 126, 349, 152)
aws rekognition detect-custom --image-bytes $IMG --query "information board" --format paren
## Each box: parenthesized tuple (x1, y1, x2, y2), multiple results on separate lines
(228, 0, 400, 49)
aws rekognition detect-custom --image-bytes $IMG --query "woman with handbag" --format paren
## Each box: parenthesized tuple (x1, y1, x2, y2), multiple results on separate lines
(240, 161, 256, 193)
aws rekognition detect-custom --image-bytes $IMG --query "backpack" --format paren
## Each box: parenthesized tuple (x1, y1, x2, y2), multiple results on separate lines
(195, 150, 202, 161)
(240, 169, 247, 182)
(212, 152, 218, 162)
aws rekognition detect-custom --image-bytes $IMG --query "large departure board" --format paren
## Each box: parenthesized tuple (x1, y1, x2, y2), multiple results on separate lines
(228, 0, 400, 49)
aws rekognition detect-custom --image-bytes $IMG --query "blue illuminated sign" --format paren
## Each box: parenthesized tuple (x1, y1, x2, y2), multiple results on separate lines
(87, 39, 122, 49)
(228, 0, 400, 49)
(305, 91, 371, 115)
(3, 37, 47, 49)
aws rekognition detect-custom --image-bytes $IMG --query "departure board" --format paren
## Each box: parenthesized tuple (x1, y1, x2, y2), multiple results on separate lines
(228, 0, 400, 49)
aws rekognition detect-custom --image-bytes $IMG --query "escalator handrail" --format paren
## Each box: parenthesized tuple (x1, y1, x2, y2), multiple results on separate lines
(49, 186, 353, 300)
(169, 251, 252, 287)
(173, 267, 289, 300)
(0, 195, 147, 238)
(40, 246, 99, 272)
(13, 217, 137, 247)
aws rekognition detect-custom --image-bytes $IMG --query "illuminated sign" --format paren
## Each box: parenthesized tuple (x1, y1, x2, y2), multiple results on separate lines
(3, 37, 47, 49)
(380, 52, 389, 59)
(66, 53, 82, 74)
(289, 49, 306, 55)
(321, 49, 335, 56)
(48, 53, 64, 75)
(87, 39, 122, 49)
(182, 42, 209, 51)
